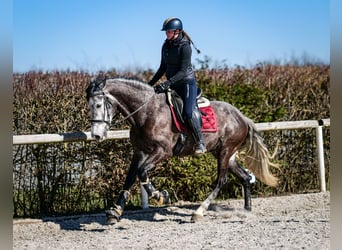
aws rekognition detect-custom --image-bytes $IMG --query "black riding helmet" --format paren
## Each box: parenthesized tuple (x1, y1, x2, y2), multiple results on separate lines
(161, 17, 183, 31)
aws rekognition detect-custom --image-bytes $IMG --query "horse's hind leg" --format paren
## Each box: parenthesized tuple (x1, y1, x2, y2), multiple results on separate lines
(229, 157, 252, 211)
(192, 152, 231, 221)
(192, 152, 252, 221)
(192, 186, 223, 222)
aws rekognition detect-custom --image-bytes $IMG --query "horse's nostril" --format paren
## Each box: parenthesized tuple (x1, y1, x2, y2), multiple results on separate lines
(94, 135, 101, 140)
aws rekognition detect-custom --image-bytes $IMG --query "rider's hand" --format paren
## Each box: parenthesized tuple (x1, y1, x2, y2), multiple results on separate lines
(154, 81, 171, 94)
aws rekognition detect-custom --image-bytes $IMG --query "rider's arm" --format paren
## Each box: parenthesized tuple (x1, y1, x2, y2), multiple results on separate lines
(148, 45, 167, 86)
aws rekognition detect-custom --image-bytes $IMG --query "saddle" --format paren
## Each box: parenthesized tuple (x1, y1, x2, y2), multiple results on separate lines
(166, 89, 218, 133)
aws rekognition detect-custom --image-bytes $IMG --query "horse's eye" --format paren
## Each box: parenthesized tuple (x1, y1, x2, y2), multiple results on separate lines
(96, 103, 102, 108)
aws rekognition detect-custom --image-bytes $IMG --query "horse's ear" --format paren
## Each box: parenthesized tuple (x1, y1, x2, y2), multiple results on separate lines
(86, 76, 107, 100)
(99, 76, 106, 88)
(94, 75, 107, 88)
(85, 81, 94, 100)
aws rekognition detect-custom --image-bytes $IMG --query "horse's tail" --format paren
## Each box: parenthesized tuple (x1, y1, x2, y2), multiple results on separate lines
(240, 118, 279, 187)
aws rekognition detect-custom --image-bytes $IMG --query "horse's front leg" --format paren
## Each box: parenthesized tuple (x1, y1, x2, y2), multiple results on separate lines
(135, 145, 172, 206)
(105, 153, 141, 224)
(138, 168, 171, 206)
(106, 149, 170, 224)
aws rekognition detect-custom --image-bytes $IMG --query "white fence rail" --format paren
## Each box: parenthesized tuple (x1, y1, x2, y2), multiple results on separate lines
(13, 119, 330, 196)
(13, 119, 330, 144)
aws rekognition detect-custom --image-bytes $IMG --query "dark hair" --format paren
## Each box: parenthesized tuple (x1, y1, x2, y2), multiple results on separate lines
(182, 30, 201, 54)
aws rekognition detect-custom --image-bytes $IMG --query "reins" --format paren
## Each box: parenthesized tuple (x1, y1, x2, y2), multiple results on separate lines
(111, 94, 155, 126)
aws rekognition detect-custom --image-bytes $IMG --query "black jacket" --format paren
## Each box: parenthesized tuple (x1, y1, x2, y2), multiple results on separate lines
(149, 33, 195, 86)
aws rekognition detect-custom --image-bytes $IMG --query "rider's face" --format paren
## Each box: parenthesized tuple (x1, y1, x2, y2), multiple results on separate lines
(166, 30, 179, 40)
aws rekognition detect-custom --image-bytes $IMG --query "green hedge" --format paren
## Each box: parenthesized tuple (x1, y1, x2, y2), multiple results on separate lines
(13, 63, 330, 217)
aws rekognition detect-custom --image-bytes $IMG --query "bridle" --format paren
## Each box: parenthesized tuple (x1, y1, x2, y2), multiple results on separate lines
(89, 90, 113, 126)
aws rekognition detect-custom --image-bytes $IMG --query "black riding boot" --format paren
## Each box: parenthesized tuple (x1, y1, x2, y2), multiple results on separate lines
(186, 113, 207, 155)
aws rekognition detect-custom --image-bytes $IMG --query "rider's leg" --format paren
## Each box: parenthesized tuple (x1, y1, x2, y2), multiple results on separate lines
(181, 80, 207, 154)
(186, 111, 207, 154)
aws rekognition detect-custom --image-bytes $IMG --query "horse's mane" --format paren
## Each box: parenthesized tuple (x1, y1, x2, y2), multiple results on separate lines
(107, 77, 153, 92)
(86, 76, 153, 101)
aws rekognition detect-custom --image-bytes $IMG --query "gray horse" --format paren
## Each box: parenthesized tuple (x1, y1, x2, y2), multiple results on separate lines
(86, 77, 279, 224)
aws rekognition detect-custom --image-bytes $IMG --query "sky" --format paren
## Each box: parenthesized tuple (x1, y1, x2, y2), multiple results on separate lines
(13, 0, 330, 73)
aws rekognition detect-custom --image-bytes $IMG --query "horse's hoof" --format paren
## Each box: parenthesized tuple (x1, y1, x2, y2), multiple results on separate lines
(191, 213, 203, 222)
(157, 190, 171, 205)
(157, 196, 164, 206)
(105, 206, 122, 224)
(106, 216, 119, 225)
(244, 207, 252, 211)
(162, 190, 171, 204)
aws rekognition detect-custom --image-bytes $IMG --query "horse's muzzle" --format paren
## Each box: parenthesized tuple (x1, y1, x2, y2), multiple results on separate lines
(91, 123, 108, 142)
(93, 135, 104, 142)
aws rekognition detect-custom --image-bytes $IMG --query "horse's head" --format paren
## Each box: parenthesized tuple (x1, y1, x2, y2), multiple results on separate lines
(86, 77, 116, 141)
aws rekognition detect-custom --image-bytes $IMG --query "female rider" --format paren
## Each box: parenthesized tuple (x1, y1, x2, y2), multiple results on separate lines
(148, 17, 206, 154)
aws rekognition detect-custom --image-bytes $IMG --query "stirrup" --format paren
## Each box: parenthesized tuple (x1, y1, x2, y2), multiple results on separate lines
(194, 143, 207, 155)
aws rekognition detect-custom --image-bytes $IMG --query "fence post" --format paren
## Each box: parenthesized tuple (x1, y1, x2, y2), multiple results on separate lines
(316, 124, 326, 192)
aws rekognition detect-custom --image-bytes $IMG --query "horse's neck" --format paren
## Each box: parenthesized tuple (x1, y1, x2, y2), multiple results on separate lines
(105, 82, 153, 126)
